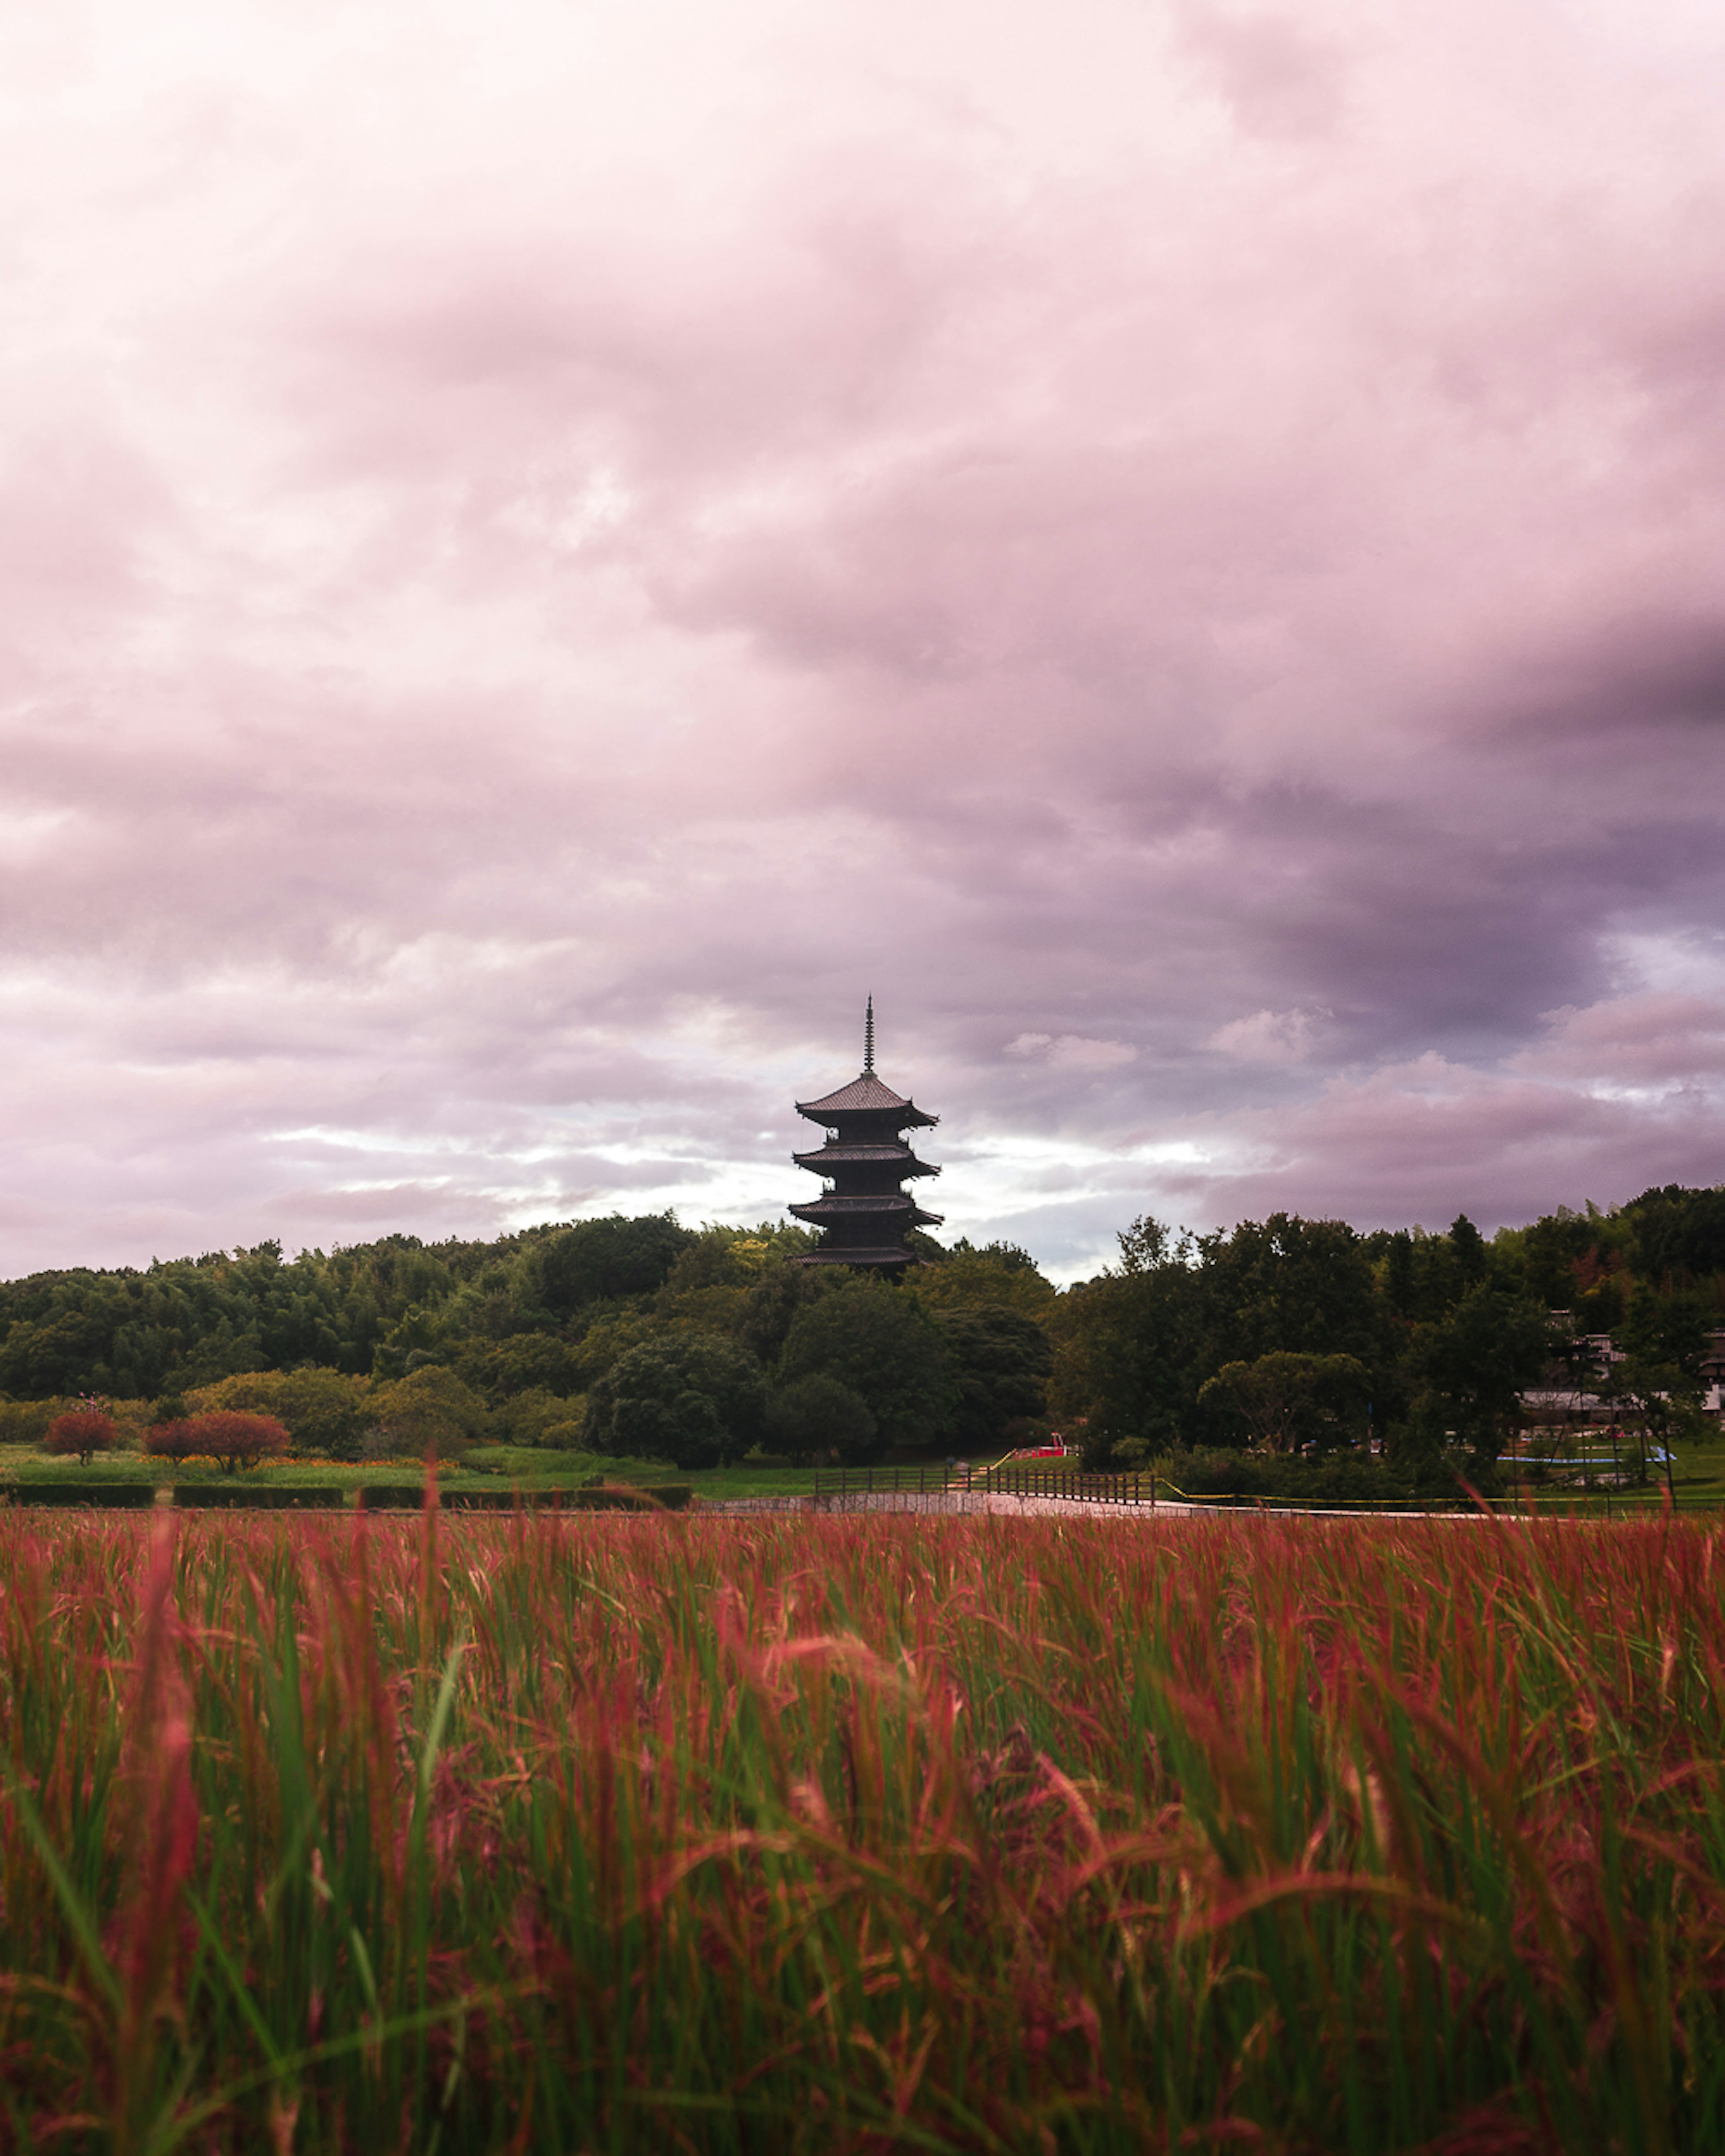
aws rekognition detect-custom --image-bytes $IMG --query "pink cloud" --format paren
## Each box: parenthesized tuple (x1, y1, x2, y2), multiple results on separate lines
(2, 1, 1725, 1278)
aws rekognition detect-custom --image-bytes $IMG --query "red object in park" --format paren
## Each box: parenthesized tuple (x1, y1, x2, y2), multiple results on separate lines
(43, 1409, 119, 1464)
(147, 1410, 290, 1474)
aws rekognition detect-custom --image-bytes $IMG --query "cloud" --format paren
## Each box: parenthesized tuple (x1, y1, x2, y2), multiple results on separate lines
(1513, 993, 1725, 1086)
(1006, 1033, 1138, 1071)
(2, 0, 1725, 1280)
(1208, 1007, 1327, 1065)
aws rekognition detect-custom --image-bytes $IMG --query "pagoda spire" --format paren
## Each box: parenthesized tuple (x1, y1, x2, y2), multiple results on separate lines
(863, 995, 875, 1073)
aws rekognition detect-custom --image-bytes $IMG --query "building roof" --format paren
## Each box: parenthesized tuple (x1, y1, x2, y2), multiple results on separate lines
(796, 1071, 938, 1124)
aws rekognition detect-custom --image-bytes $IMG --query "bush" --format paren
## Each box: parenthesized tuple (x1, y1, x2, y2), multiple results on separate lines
(367, 1368, 490, 1464)
(43, 1409, 121, 1466)
(488, 1386, 581, 1446)
(0, 1399, 61, 1446)
(764, 1375, 877, 1465)
(582, 1334, 768, 1471)
(147, 1412, 290, 1474)
(185, 1369, 372, 1460)
(143, 1420, 200, 1465)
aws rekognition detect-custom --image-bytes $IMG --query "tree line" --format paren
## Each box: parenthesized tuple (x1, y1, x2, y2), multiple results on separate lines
(0, 1185, 1721, 1478)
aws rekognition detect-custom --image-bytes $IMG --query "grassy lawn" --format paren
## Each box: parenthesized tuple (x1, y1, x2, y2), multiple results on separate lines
(0, 1441, 997, 1503)
(15, 1435, 1722, 1511)
(1501, 1432, 1725, 1512)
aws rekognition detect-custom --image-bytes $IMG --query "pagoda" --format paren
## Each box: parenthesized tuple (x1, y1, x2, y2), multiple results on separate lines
(790, 1000, 943, 1272)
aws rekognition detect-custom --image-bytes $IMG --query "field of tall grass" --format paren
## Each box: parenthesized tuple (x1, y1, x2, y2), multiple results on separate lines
(0, 1506, 1720, 2153)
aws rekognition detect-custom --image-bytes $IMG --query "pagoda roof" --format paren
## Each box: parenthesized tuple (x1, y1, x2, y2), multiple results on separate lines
(794, 1140, 914, 1161)
(793, 1143, 939, 1177)
(790, 1193, 917, 1216)
(789, 1194, 945, 1228)
(796, 1071, 938, 1124)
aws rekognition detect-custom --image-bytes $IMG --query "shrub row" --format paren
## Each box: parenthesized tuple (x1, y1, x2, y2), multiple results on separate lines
(358, 1484, 693, 1512)
(172, 1485, 346, 1510)
(7, 1482, 160, 1508)
(2, 1479, 695, 1512)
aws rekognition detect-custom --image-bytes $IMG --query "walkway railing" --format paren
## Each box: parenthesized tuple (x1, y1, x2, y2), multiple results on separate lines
(808, 1463, 1725, 1518)
(972, 1464, 1152, 1507)
(810, 1463, 957, 1505)
(809, 1463, 1156, 1507)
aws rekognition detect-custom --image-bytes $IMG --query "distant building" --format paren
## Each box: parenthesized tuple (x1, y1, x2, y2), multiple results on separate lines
(1525, 1322, 1725, 1422)
(790, 1000, 943, 1273)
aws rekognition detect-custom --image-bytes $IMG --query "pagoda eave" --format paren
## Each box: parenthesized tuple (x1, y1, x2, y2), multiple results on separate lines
(792, 1148, 940, 1180)
(789, 1199, 944, 1231)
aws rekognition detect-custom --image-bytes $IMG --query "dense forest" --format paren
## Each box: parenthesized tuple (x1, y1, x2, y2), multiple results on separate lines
(1, 1185, 1722, 1482)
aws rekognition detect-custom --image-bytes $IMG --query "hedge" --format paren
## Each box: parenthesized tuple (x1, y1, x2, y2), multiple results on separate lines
(1, 1480, 698, 1514)
(7, 1482, 161, 1508)
(569, 1484, 692, 1512)
(359, 1483, 693, 1513)
(172, 1485, 346, 1510)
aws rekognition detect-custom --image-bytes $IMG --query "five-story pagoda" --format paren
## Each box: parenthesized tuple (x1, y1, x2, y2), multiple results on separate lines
(790, 1001, 942, 1272)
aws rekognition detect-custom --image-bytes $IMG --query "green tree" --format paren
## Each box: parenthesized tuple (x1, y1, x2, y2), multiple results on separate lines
(1448, 1214, 1489, 1285)
(778, 1284, 953, 1456)
(1051, 1218, 1208, 1466)
(1604, 1283, 1714, 1495)
(1201, 1214, 1394, 1372)
(453, 1332, 588, 1402)
(367, 1367, 491, 1464)
(582, 1333, 768, 1470)
(931, 1303, 1053, 1449)
(531, 1214, 695, 1319)
(1197, 1352, 1371, 1454)
(737, 1265, 834, 1367)
(1399, 1282, 1549, 1481)
(912, 1243, 1057, 1320)
(1623, 1185, 1725, 1283)
(0, 1309, 105, 1398)
(764, 1374, 876, 1465)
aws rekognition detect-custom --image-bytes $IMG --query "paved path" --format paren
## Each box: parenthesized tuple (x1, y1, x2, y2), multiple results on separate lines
(710, 1490, 1198, 1519)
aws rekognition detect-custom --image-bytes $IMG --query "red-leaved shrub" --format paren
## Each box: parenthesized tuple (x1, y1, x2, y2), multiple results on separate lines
(146, 1410, 290, 1473)
(42, 1409, 119, 1465)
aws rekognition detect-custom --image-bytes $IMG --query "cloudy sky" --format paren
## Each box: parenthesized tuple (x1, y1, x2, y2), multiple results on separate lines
(5, 0, 1725, 1281)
